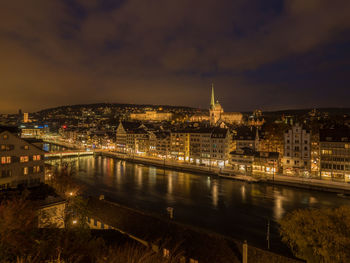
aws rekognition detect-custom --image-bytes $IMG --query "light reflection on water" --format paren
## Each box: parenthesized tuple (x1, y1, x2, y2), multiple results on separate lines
(47, 156, 350, 251)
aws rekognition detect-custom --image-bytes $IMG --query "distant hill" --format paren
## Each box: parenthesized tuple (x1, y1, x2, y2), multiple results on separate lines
(243, 108, 350, 117)
(35, 102, 202, 114)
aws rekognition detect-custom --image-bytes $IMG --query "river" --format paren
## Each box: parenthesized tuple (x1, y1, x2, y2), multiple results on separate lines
(47, 155, 350, 254)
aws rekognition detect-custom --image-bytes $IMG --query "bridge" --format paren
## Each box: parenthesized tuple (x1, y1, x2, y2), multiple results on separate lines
(43, 140, 83, 150)
(45, 150, 94, 158)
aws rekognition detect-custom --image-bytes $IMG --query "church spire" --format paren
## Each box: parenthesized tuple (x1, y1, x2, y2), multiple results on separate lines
(210, 83, 215, 107)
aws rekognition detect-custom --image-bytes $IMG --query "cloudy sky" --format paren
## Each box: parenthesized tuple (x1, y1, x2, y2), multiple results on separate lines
(0, 0, 349, 113)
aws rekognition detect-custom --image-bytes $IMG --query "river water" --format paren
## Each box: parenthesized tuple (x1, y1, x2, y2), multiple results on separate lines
(47, 155, 350, 254)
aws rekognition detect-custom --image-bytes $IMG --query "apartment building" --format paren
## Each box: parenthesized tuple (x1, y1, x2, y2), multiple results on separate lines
(230, 148, 279, 176)
(170, 131, 190, 161)
(319, 128, 350, 182)
(282, 123, 311, 176)
(0, 129, 44, 190)
(149, 131, 171, 158)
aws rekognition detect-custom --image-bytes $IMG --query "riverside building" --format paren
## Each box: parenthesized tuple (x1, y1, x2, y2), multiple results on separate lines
(319, 128, 350, 182)
(282, 123, 311, 176)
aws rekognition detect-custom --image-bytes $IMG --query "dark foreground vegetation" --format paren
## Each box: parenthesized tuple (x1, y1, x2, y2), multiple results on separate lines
(280, 206, 350, 263)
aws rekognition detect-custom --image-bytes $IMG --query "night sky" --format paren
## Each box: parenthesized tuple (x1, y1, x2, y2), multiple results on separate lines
(1, 0, 349, 113)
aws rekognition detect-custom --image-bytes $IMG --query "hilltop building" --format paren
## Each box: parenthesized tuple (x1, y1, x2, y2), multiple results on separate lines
(130, 111, 173, 122)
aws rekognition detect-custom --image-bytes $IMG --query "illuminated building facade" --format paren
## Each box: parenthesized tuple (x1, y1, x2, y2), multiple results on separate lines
(247, 110, 265, 127)
(116, 122, 141, 153)
(230, 148, 279, 176)
(20, 124, 49, 139)
(130, 111, 173, 122)
(209, 84, 243, 126)
(189, 113, 210, 122)
(23, 112, 29, 123)
(0, 129, 44, 190)
(149, 131, 171, 158)
(319, 128, 350, 182)
(210, 127, 232, 167)
(170, 131, 190, 161)
(233, 127, 260, 151)
(282, 124, 311, 176)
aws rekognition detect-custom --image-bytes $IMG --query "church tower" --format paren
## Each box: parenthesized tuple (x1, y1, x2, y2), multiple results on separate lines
(209, 83, 223, 126)
(210, 83, 215, 109)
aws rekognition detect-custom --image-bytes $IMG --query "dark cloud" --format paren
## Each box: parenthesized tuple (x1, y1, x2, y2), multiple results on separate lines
(0, 0, 349, 113)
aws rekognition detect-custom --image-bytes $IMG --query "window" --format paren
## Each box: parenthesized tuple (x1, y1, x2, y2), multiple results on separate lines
(1, 170, 11, 177)
(3, 134, 8, 140)
(163, 249, 170, 258)
(33, 155, 41, 161)
(23, 145, 29, 150)
(33, 166, 40, 173)
(23, 167, 28, 175)
(0, 145, 5, 151)
(1, 156, 11, 164)
(20, 156, 29, 162)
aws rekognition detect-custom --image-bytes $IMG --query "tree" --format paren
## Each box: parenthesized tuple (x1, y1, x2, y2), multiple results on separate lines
(0, 197, 38, 261)
(279, 206, 350, 263)
(48, 160, 84, 198)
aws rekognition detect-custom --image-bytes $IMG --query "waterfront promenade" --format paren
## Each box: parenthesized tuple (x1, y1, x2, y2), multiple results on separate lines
(95, 150, 350, 194)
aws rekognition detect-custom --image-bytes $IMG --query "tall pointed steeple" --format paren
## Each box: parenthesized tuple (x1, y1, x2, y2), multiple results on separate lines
(210, 83, 215, 108)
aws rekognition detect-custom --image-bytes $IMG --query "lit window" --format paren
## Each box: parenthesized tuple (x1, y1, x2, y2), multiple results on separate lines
(33, 155, 40, 161)
(1, 156, 11, 164)
(24, 145, 29, 150)
(20, 156, 29, 162)
(3, 135, 8, 140)
(33, 166, 40, 173)
(163, 249, 170, 258)
(23, 167, 28, 175)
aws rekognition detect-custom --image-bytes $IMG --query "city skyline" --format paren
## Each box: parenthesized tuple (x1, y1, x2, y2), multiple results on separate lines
(1, 0, 350, 113)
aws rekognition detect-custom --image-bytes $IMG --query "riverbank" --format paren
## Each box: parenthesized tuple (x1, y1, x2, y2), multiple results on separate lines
(95, 151, 350, 194)
(87, 196, 302, 263)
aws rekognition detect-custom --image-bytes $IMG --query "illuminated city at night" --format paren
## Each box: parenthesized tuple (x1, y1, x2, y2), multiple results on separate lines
(1, 1, 350, 262)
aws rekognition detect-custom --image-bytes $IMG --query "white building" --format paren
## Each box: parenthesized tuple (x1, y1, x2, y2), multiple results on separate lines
(282, 123, 311, 176)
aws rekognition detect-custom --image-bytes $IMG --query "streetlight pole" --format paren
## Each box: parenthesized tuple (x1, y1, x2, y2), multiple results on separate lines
(267, 218, 270, 250)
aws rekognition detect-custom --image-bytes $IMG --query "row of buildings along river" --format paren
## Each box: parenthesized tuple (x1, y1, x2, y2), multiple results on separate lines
(64, 86, 350, 183)
(6, 84, 350, 185)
